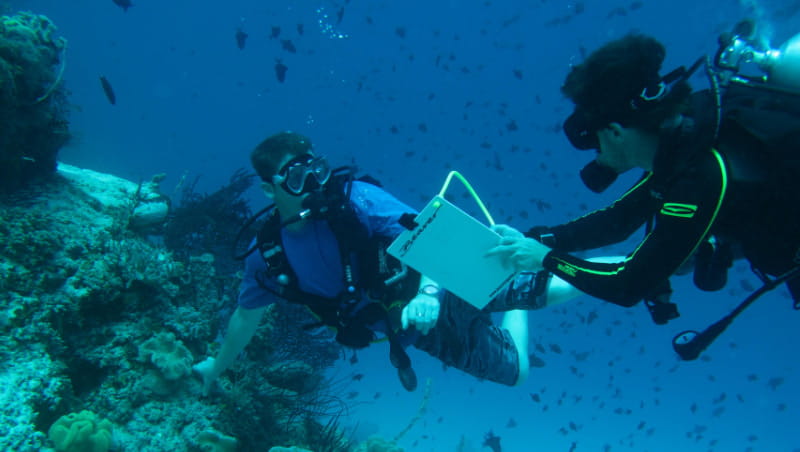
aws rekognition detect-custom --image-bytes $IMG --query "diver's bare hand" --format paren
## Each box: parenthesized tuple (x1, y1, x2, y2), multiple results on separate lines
(487, 236, 549, 272)
(401, 294, 440, 335)
(192, 357, 219, 397)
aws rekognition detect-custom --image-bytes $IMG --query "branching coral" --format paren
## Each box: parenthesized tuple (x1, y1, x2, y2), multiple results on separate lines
(262, 301, 341, 368)
(163, 168, 255, 277)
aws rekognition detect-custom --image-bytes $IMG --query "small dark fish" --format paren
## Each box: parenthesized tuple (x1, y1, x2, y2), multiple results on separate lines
(270, 26, 281, 39)
(512, 69, 523, 80)
(549, 343, 563, 354)
(767, 377, 784, 391)
(346, 391, 358, 399)
(275, 60, 288, 83)
(506, 120, 518, 131)
(529, 393, 541, 402)
(235, 28, 248, 50)
(281, 39, 297, 53)
(352, 373, 364, 381)
(529, 353, 546, 368)
(607, 6, 628, 18)
(296, 24, 304, 35)
(112, 0, 132, 12)
(99, 76, 116, 105)
(336, 6, 345, 24)
(506, 418, 517, 428)
(349, 352, 358, 364)
(482, 431, 501, 452)
(395, 27, 406, 38)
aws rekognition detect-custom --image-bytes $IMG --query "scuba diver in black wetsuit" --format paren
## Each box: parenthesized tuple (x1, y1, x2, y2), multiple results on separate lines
(488, 21, 800, 359)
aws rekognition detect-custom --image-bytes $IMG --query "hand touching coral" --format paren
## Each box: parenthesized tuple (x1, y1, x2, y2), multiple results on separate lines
(193, 357, 219, 397)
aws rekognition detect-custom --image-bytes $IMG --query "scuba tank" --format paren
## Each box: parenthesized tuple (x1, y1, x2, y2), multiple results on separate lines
(714, 19, 800, 94)
(673, 20, 800, 361)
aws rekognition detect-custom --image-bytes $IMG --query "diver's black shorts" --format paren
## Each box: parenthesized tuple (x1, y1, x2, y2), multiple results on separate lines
(413, 293, 520, 386)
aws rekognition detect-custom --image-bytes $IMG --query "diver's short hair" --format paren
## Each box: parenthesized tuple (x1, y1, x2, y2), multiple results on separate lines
(561, 34, 691, 133)
(250, 131, 313, 181)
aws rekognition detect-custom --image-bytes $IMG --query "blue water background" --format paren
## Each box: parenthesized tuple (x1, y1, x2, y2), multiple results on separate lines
(9, 0, 799, 450)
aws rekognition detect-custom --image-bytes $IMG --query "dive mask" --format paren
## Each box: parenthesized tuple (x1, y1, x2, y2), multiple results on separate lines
(273, 154, 332, 196)
(563, 109, 601, 150)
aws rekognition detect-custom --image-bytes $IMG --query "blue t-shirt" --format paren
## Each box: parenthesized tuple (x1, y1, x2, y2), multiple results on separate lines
(238, 181, 417, 312)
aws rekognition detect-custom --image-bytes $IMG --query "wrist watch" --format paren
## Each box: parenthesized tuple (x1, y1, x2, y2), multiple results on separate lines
(418, 284, 441, 297)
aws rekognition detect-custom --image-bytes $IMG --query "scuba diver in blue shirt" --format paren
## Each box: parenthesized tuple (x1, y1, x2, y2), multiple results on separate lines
(489, 22, 800, 359)
(194, 131, 590, 395)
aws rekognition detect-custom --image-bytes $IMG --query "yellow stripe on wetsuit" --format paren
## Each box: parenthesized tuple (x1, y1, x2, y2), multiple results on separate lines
(660, 203, 698, 218)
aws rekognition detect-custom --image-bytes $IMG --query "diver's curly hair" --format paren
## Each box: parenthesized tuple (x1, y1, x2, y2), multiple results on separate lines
(561, 34, 691, 133)
(251, 131, 313, 182)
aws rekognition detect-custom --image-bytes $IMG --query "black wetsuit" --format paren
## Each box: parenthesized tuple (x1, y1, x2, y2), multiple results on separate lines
(529, 90, 800, 306)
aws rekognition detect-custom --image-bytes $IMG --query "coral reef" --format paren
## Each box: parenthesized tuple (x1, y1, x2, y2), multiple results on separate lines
(0, 163, 355, 451)
(0, 12, 70, 193)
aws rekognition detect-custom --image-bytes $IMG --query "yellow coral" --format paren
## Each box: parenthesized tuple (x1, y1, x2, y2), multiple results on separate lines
(48, 410, 113, 452)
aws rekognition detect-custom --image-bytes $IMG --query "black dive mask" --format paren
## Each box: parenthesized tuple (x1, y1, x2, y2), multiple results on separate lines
(563, 109, 601, 150)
